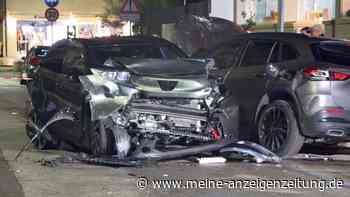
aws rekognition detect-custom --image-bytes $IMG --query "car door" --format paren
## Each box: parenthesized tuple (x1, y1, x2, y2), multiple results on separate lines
(209, 39, 247, 78)
(225, 39, 277, 136)
(38, 46, 65, 106)
(55, 45, 86, 113)
(266, 41, 301, 90)
(54, 44, 87, 142)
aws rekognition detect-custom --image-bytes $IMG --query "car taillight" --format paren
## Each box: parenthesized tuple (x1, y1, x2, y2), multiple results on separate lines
(303, 67, 330, 81)
(303, 67, 350, 81)
(332, 72, 350, 81)
(30, 57, 40, 66)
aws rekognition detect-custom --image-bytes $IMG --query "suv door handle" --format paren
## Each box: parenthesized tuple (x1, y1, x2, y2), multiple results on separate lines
(255, 73, 266, 78)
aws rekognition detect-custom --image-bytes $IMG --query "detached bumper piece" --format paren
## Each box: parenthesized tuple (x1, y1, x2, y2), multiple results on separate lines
(130, 141, 281, 164)
(219, 141, 282, 164)
(73, 154, 144, 168)
(41, 141, 281, 168)
(21, 111, 281, 167)
(15, 111, 75, 161)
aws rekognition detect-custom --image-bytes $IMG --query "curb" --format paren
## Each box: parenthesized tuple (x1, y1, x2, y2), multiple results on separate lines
(0, 76, 22, 80)
(0, 65, 14, 68)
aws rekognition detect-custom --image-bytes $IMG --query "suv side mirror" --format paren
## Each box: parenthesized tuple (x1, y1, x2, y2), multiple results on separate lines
(266, 64, 280, 78)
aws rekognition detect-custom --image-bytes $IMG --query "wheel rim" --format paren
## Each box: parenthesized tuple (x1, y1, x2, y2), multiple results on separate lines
(258, 107, 289, 152)
(26, 110, 49, 149)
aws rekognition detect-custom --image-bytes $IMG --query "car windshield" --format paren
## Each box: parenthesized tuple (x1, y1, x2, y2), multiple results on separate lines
(88, 44, 187, 65)
(312, 41, 350, 66)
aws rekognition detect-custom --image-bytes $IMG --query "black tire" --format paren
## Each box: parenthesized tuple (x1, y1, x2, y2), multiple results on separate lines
(257, 100, 304, 157)
(89, 121, 115, 156)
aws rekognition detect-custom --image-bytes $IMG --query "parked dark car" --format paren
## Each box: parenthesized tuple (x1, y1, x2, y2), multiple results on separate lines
(25, 36, 238, 158)
(205, 32, 350, 156)
(20, 46, 50, 85)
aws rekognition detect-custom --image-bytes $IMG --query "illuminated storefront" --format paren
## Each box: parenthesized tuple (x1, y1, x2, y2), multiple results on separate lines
(2, 0, 132, 58)
(341, 0, 350, 15)
(236, 0, 335, 26)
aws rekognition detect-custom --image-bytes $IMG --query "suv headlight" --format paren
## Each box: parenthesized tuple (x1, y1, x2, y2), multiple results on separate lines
(101, 71, 130, 82)
(92, 69, 131, 83)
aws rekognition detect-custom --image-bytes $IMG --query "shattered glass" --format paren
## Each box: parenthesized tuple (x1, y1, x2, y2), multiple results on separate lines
(174, 15, 245, 56)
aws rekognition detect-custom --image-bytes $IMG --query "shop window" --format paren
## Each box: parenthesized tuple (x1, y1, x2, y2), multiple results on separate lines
(299, 0, 336, 21)
(342, 0, 350, 16)
(255, 0, 278, 23)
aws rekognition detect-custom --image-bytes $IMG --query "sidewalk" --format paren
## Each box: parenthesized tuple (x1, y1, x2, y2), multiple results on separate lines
(0, 57, 18, 67)
(0, 149, 25, 197)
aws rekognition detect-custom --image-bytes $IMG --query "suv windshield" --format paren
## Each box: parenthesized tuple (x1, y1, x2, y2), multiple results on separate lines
(312, 41, 350, 66)
(88, 44, 187, 65)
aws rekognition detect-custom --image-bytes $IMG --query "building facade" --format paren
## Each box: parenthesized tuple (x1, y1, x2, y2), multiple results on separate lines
(1, 0, 131, 58)
(210, 0, 348, 31)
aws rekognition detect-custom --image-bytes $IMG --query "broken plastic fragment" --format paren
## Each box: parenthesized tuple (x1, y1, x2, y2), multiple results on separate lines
(197, 157, 226, 164)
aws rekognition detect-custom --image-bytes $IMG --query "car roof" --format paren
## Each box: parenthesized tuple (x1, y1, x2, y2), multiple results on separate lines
(232, 32, 332, 43)
(74, 36, 176, 47)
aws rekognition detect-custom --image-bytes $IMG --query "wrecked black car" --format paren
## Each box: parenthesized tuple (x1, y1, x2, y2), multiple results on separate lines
(24, 36, 247, 161)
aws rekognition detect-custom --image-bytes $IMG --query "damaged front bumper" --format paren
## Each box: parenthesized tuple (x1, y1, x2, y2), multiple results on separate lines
(19, 109, 281, 166)
(79, 75, 137, 121)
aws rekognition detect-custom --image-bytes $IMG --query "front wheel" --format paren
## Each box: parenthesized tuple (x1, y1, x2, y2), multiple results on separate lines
(25, 109, 57, 150)
(89, 121, 115, 156)
(257, 100, 304, 157)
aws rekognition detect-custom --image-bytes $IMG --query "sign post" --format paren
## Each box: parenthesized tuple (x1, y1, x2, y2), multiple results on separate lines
(43, 0, 60, 8)
(120, 0, 140, 35)
(43, 0, 60, 44)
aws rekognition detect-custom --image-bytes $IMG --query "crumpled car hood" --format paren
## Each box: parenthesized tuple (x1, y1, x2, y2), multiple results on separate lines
(112, 58, 208, 78)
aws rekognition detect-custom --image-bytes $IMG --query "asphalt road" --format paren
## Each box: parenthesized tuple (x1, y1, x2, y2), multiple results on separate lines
(1, 77, 350, 197)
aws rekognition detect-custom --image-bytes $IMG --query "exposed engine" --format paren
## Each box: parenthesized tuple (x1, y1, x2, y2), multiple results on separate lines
(76, 58, 225, 158)
(127, 98, 215, 142)
(106, 93, 223, 158)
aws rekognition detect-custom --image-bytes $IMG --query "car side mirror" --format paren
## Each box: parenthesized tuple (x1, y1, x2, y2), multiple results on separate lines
(266, 64, 280, 78)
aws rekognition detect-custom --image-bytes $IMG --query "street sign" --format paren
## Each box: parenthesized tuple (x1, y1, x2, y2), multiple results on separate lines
(119, 0, 140, 21)
(45, 8, 59, 22)
(44, 0, 60, 8)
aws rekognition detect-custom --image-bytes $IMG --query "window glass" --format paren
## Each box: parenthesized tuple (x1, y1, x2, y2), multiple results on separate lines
(241, 40, 275, 67)
(34, 47, 50, 57)
(269, 43, 299, 63)
(299, 0, 335, 21)
(312, 41, 350, 65)
(88, 45, 164, 65)
(62, 47, 86, 76)
(269, 44, 281, 63)
(160, 45, 187, 59)
(41, 47, 65, 73)
(281, 44, 299, 61)
(212, 41, 246, 69)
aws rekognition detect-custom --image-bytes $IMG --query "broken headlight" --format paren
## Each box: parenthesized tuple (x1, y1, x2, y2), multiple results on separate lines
(101, 71, 131, 82)
(98, 58, 131, 82)
(91, 68, 131, 83)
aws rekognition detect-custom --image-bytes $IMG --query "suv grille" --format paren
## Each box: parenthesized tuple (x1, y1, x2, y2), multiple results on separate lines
(158, 81, 178, 91)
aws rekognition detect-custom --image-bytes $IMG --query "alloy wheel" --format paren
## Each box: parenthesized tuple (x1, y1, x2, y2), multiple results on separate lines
(258, 106, 289, 153)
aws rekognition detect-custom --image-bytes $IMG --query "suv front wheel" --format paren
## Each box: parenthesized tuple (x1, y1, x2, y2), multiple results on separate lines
(257, 100, 304, 157)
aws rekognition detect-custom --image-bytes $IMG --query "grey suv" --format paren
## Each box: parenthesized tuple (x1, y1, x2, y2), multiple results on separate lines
(208, 33, 350, 156)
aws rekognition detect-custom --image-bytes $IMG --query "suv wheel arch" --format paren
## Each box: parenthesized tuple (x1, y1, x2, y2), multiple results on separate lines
(255, 90, 306, 137)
